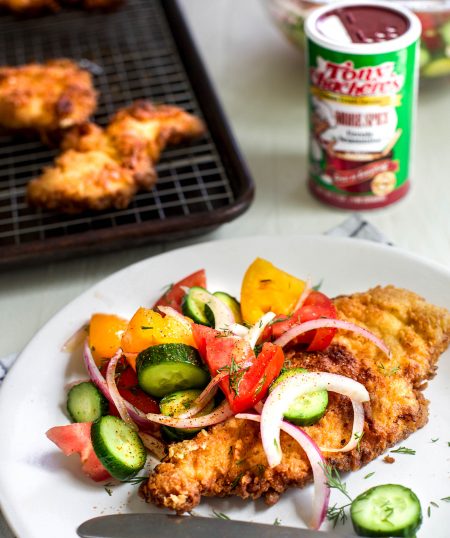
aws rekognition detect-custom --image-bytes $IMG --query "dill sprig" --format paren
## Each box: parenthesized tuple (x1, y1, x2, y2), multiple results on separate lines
(322, 464, 353, 528)
(122, 475, 148, 485)
(390, 446, 416, 455)
(212, 510, 230, 520)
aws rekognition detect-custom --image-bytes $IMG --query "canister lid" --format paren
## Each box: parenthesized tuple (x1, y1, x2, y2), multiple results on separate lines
(306, 1, 421, 54)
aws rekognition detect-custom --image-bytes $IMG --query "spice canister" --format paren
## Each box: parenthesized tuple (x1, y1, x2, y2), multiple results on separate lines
(305, 1, 421, 209)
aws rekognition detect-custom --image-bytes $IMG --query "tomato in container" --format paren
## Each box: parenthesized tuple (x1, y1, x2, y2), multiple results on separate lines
(265, 0, 450, 79)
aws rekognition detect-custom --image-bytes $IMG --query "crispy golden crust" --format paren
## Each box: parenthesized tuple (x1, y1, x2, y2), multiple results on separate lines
(27, 101, 205, 213)
(0, 0, 59, 13)
(0, 60, 96, 132)
(0, 0, 123, 13)
(142, 286, 450, 513)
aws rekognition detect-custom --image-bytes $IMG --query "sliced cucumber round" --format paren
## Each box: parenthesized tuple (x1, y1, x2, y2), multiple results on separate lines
(159, 389, 215, 438)
(351, 484, 422, 537)
(270, 368, 328, 426)
(91, 416, 146, 481)
(136, 343, 210, 398)
(182, 286, 212, 325)
(213, 291, 242, 324)
(67, 381, 109, 423)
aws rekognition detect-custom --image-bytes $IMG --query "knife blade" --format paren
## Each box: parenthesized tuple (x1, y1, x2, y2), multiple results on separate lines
(77, 513, 351, 538)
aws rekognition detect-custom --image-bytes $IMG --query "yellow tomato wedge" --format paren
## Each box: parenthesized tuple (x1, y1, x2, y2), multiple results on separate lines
(121, 308, 195, 356)
(89, 313, 128, 366)
(240, 258, 306, 324)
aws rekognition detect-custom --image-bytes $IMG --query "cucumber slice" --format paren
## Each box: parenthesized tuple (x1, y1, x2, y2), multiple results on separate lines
(351, 484, 422, 537)
(213, 291, 242, 323)
(182, 286, 212, 325)
(136, 343, 210, 398)
(91, 416, 146, 481)
(67, 381, 109, 423)
(160, 388, 215, 438)
(421, 57, 450, 78)
(270, 368, 328, 426)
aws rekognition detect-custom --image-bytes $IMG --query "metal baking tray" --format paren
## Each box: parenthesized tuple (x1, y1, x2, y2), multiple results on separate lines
(0, 0, 254, 269)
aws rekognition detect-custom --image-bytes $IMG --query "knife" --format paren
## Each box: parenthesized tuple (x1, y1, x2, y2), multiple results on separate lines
(77, 513, 351, 538)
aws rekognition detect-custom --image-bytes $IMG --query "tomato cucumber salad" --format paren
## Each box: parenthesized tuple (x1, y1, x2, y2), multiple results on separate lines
(47, 258, 422, 536)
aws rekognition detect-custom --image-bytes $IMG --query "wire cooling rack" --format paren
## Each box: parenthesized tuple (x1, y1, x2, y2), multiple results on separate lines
(0, 0, 254, 268)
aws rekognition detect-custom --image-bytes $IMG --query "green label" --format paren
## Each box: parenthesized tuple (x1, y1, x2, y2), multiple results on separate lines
(307, 39, 418, 208)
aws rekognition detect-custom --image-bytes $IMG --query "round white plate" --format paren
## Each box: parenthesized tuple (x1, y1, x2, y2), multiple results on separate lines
(0, 235, 449, 538)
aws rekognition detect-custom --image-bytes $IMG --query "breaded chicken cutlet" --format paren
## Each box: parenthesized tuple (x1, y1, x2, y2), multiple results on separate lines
(0, 0, 122, 14)
(27, 101, 205, 213)
(142, 285, 450, 513)
(0, 59, 97, 134)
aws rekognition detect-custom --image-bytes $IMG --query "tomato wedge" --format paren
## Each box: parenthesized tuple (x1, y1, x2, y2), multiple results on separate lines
(192, 324, 284, 413)
(263, 291, 337, 351)
(46, 423, 110, 482)
(152, 269, 207, 313)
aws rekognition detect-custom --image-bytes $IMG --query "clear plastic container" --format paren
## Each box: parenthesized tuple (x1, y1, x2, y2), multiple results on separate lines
(266, 0, 450, 78)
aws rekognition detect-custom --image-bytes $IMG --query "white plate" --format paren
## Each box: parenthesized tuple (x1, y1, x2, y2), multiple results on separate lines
(0, 235, 449, 538)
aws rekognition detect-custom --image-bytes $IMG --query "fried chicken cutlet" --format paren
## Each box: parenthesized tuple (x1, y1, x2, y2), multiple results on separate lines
(142, 285, 450, 513)
(27, 101, 205, 213)
(0, 0, 59, 13)
(0, 60, 96, 133)
(0, 0, 122, 13)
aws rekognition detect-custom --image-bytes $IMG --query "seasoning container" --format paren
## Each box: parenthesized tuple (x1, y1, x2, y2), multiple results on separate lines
(305, 1, 421, 209)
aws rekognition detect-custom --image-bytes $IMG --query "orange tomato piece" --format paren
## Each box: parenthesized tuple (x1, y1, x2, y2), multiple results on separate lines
(89, 313, 128, 366)
(121, 308, 195, 354)
(240, 258, 306, 324)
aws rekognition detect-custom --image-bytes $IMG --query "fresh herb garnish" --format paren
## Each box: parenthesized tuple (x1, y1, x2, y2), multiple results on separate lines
(230, 472, 244, 489)
(441, 497, 450, 502)
(430, 501, 439, 508)
(430, 438, 439, 443)
(354, 432, 364, 452)
(218, 356, 249, 397)
(141, 326, 153, 330)
(390, 446, 416, 455)
(254, 374, 267, 395)
(322, 464, 353, 528)
(104, 484, 113, 496)
(122, 475, 148, 485)
(212, 510, 230, 520)
(364, 472, 375, 479)
(378, 363, 399, 376)
(312, 279, 323, 291)
(273, 518, 281, 526)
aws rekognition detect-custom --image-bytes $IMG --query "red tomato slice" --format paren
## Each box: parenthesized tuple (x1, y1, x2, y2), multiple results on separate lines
(264, 291, 337, 351)
(229, 342, 284, 414)
(152, 269, 207, 313)
(196, 324, 284, 413)
(46, 423, 110, 482)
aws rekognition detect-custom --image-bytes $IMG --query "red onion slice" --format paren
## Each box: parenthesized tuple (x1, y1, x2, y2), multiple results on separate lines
(62, 323, 89, 352)
(246, 312, 276, 349)
(320, 400, 365, 453)
(83, 340, 110, 399)
(106, 349, 138, 431)
(145, 400, 233, 428)
(260, 371, 370, 468)
(236, 413, 329, 530)
(177, 370, 228, 418)
(156, 306, 192, 330)
(293, 277, 312, 312)
(274, 318, 391, 358)
(138, 432, 166, 461)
